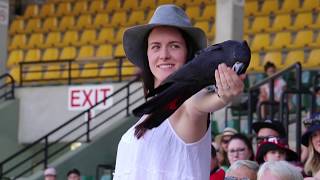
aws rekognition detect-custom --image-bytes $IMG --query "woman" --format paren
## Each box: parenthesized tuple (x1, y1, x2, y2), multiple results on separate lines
(302, 115, 320, 178)
(227, 133, 254, 166)
(113, 4, 245, 180)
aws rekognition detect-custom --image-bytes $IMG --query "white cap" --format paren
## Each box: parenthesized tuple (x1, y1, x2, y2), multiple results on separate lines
(44, 167, 56, 176)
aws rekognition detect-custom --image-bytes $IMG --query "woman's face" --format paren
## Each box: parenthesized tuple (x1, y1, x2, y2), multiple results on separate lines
(147, 26, 188, 87)
(227, 139, 252, 165)
(311, 130, 320, 153)
(263, 149, 286, 162)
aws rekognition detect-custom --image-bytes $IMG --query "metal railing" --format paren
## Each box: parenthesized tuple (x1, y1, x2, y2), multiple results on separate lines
(0, 76, 144, 179)
(248, 62, 303, 155)
(0, 73, 15, 101)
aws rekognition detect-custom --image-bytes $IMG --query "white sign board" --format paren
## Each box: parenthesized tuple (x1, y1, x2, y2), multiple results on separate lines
(68, 85, 113, 111)
(0, 1, 8, 26)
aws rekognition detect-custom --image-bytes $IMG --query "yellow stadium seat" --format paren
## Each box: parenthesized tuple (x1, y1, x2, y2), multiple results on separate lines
(9, 66, 21, 82)
(81, 63, 99, 78)
(285, 50, 304, 67)
(114, 27, 126, 44)
(42, 17, 58, 32)
(77, 45, 95, 60)
(250, 33, 270, 52)
(249, 16, 270, 33)
(61, 63, 80, 79)
(59, 16, 76, 31)
(247, 53, 262, 72)
(78, 29, 97, 46)
(27, 33, 45, 49)
(185, 6, 201, 20)
(25, 18, 42, 33)
(127, 10, 145, 25)
(139, 0, 156, 9)
(44, 32, 62, 48)
(59, 46, 77, 60)
(89, 0, 105, 13)
(122, 0, 139, 10)
(245, 1, 258, 16)
(194, 0, 215, 5)
(76, 14, 93, 30)
(268, 32, 292, 50)
(207, 23, 215, 41)
(305, 49, 320, 68)
(95, 28, 115, 45)
(260, 0, 279, 15)
(96, 44, 113, 59)
(43, 48, 59, 61)
(25, 49, 41, 62)
(243, 18, 250, 34)
(157, 0, 174, 5)
(270, 14, 291, 32)
(56, 2, 72, 16)
(24, 4, 39, 18)
(300, 0, 319, 12)
(263, 51, 283, 69)
(290, 12, 313, 30)
(39, 3, 55, 17)
(7, 50, 24, 68)
(279, 0, 300, 14)
(8, 34, 27, 50)
(100, 61, 119, 79)
(25, 65, 43, 81)
(9, 19, 25, 35)
(93, 13, 110, 28)
(105, 0, 121, 12)
(288, 30, 313, 49)
(58, 30, 79, 47)
(111, 11, 128, 26)
(114, 44, 125, 57)
(43, 64, 61, 79)
(199, 4, 215, 21)
(121, 59, 136, 78)
(175, 0, 187, 6)
(73, 1, 88, 15)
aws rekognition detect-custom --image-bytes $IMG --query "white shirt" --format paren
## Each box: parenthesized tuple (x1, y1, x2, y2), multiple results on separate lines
(114, 117, 211, 180)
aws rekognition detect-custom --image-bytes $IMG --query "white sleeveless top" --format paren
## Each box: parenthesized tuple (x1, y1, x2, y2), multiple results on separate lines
(113, 117, 211, 180)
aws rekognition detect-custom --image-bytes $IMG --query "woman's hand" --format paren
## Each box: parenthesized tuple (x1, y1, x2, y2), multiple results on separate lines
(215, 63, 246, 104)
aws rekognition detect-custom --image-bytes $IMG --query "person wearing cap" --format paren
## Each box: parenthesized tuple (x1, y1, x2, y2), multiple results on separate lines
(255, 136, 298, 165)
(302, 113, 320, 178)
(113, 4, 245, 180)
(252, 119, 286, 145)
(44, 167, 57, 180)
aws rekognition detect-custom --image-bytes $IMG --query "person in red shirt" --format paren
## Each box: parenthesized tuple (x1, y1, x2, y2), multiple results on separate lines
(210, 145, 225, 180)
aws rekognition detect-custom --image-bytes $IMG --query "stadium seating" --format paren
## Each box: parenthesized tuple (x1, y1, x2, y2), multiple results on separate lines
(42, 17, 59, 32)
(39, 3, 55, 17)
(7, 50, 24, 67)
(23, 4, 39, 18)
(77, 45, 95, 60)
(88, 0, 105, 14)
(42, 48, 59, 61)
(270, 14, 291, 32)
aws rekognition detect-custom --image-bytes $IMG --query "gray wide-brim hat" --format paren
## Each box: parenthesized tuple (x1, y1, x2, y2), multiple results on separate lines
(123, 4, 207, 69)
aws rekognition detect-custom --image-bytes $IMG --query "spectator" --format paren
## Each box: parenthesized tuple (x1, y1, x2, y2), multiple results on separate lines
(227, 133, 254, 166)
(216, 127, 238, 169)
(67, 168, 81, 180)
(258, 61, 287, 119)
(302, 113, 320, 177)
(44, 167, 57, 180)
(257, 161, 303, 180)
(210, 145, 225, 180)
(225, 160, 259, 180)
(256, 136, 298, 164)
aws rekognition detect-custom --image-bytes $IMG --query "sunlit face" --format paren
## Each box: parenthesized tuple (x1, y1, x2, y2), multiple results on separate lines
(228, 139, 252, 165)
(263, 149, 286, 162)
(147, 26, 188, 87)
(311, 130, 320, 153)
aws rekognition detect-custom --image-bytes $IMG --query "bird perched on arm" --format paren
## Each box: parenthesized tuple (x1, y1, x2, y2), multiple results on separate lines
(133, 40, 251, 133)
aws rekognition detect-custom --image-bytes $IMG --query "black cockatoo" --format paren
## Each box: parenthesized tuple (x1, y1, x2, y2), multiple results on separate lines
(133, 40, 251, 131)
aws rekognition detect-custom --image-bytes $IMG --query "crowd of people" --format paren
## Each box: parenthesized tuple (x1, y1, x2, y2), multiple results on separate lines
(210, 113, 320, 180)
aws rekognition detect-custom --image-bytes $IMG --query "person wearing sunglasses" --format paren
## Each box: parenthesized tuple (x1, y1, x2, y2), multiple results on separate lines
(225, 160, 259, 180)
(302, 114, 320, 178)
(227, 134, 254, 166)
(255, 136, 298, 165)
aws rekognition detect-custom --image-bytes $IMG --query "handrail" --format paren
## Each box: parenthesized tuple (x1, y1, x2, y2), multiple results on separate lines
(0, 73, 15, 101)
(0, 75, 144, 179)
(248, 62, 302, 135)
